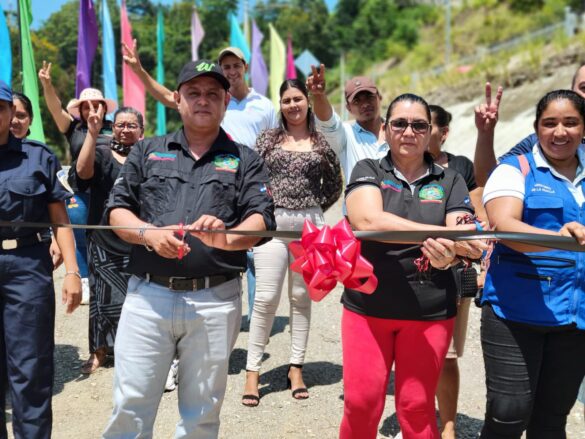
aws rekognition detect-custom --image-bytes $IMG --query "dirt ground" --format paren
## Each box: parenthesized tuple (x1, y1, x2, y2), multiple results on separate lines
(5, 198, 584, 439)
(5, 61, 585, 438)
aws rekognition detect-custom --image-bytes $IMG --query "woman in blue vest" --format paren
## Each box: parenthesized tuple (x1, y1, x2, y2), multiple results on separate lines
(481, 89, 585, 438)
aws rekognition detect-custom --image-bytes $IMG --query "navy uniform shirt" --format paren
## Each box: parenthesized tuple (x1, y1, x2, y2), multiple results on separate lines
(0, 134, 70, 240)
(343, 153, 473, 321)
(106, 128, 276, 278)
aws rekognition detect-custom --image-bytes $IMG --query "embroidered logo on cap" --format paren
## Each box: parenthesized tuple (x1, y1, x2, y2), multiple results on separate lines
(214, 154, 240, 172)
(419, 184, 444, 203)
(381, 179, 402, 192)
(148, 152, 176, 161)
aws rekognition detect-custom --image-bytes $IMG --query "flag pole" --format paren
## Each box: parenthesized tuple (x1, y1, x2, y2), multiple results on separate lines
(16, 0, 23, 86)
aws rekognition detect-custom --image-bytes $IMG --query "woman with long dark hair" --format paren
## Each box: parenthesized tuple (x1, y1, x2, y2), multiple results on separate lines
(480, 89, 585, 437)
(241, 79, 343, 407)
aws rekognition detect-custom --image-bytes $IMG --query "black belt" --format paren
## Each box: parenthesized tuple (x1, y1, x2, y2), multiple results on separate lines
(0, 233, 50, 251)
(145, 273, 238, 292)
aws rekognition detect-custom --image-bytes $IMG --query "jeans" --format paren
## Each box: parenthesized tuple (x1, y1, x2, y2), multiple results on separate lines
(246, 207, 324, 371)
(246, 250, 255, 323)
(65, 192, 89, 277)
(480, 305, 585, 439)
(102, 275, 242, 439)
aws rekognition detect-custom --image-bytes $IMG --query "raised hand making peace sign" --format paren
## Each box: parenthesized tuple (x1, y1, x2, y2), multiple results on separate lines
(87, 101, 104, 136)
(306, 64, 327, 96)
(38, 60, 53, 87)
(475, 82, 503, 133)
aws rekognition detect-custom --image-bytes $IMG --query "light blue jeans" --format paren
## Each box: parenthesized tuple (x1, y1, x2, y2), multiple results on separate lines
(102, 275, 242, 439)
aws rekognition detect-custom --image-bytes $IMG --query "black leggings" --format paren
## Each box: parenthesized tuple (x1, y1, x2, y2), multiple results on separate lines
(480, 305, 585, 439)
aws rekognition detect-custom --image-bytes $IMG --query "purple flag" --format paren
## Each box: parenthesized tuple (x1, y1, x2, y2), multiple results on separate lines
(250, 20, 268, 96)
(191, 8, 204, 61)
(75, 0, 98, 97)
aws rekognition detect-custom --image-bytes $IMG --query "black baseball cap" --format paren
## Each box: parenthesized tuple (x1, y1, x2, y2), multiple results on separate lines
(176, 59, 230, 91)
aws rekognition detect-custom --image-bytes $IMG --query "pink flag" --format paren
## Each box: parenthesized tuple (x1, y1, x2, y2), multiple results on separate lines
(121, 0, 145, 119)
(286, 36, 296, 80)
(191, 8, 204, 61)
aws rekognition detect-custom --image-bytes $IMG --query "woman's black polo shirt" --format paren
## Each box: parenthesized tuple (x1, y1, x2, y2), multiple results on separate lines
(343, 153, 473, 321)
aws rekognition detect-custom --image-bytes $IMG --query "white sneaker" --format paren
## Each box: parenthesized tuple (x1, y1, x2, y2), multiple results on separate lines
(80, 278, 90, 305)
(165, 359, 179, 392)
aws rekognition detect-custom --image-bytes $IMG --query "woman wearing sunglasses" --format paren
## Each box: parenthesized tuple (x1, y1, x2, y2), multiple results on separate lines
(342, 94, 487, 438)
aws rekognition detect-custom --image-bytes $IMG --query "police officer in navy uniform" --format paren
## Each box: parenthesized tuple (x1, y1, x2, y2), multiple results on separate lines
(0, 80, 81, 438)
(102, 60, 275, 438)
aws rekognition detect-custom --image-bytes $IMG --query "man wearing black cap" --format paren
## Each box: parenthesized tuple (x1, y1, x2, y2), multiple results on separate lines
(0, 80, 81, 438)
(102, 60, 275, 438)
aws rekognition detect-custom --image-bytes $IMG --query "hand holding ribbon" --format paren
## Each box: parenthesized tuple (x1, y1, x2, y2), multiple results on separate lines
(289, 219, 378, 302)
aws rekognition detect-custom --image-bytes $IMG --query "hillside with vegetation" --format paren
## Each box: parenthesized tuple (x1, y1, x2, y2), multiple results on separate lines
(2, 0, 584, 159)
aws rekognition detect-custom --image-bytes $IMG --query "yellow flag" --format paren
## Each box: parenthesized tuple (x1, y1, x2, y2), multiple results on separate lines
(269, 24, 285, 108)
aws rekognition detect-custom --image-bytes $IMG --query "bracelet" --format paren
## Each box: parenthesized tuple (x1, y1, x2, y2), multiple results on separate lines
(138, 223, 154, 251)
(65, 271, 82, 279)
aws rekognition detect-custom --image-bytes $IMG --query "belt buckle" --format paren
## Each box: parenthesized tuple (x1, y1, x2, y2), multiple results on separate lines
(168, 277, 181, 292)
(1, 239, 17, 250)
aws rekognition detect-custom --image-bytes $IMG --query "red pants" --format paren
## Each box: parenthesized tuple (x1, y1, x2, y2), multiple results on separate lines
(340, 308, 455, 439)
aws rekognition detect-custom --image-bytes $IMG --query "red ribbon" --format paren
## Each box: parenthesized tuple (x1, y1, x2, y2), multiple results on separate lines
(289, 219, 378, 302)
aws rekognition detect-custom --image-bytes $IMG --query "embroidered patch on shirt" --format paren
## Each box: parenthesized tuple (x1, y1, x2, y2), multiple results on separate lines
(531, 183, 555, 194)
(464, 195, 471, 205)
(214, 154, 240, 172)
(260, 183, 272, 197)
(381, 179, 402, 192)
(419, 184, 444, 203)
(148, 152, 176, 161)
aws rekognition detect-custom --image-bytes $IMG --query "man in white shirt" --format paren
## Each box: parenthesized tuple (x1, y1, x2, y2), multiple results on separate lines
(121, 41, 278, 148)
(307, 65, 388, 186)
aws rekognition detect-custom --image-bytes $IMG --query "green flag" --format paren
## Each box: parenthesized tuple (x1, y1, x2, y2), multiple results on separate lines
(19, 0, 44, 142)
(156, 8, 166, 136)
(269, 24, 285, 108)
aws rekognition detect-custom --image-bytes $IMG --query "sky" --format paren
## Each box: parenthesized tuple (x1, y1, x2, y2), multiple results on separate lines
(0, 0, 338, 29)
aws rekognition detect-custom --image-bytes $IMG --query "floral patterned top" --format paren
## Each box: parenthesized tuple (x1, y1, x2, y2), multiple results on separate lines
(255, 128, 343, 211)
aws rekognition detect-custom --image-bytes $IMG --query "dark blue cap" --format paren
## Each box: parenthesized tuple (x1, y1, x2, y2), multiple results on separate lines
(0, 80, 12, 103)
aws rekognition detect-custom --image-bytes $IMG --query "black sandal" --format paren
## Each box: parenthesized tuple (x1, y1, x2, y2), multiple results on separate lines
(241, 394, 260, 407)
(287, 364, 309, 400)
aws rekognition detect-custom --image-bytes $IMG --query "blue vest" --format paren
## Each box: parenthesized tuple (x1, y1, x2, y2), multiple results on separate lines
(483, 152, 585, 330)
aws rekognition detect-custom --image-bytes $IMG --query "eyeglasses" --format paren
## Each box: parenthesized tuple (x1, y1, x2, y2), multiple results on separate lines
(114, 123, 141, 130)
(388, 119, 430, 134)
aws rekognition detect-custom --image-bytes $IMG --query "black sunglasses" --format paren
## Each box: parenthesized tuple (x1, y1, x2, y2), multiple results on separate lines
(388, 119, 430, 134)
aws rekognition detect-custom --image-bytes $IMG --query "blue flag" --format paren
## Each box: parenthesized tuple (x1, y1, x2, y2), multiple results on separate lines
(0, 5, 11, 86)
(156, 8, 166, 135)
(229, 13, 250, 63)
(101, 0, 118, 107)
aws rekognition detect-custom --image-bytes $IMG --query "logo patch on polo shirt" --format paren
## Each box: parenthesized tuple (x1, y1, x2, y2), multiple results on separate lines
(214, 154, 240, 172)
(531, 183, 555, 194)
(381, 179, 402, 192)
(419, 184, 444, 203)
(148, 152, 176, 161)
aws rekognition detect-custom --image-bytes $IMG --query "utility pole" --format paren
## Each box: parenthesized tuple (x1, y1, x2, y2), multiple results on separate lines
(445, 0, 451, 67)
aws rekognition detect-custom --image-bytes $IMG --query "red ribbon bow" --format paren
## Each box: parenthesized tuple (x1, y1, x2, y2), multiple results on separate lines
(289, 219, 378, 302)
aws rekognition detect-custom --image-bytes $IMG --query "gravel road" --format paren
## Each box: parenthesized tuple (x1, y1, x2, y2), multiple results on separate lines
(5, 198, 584, 439)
